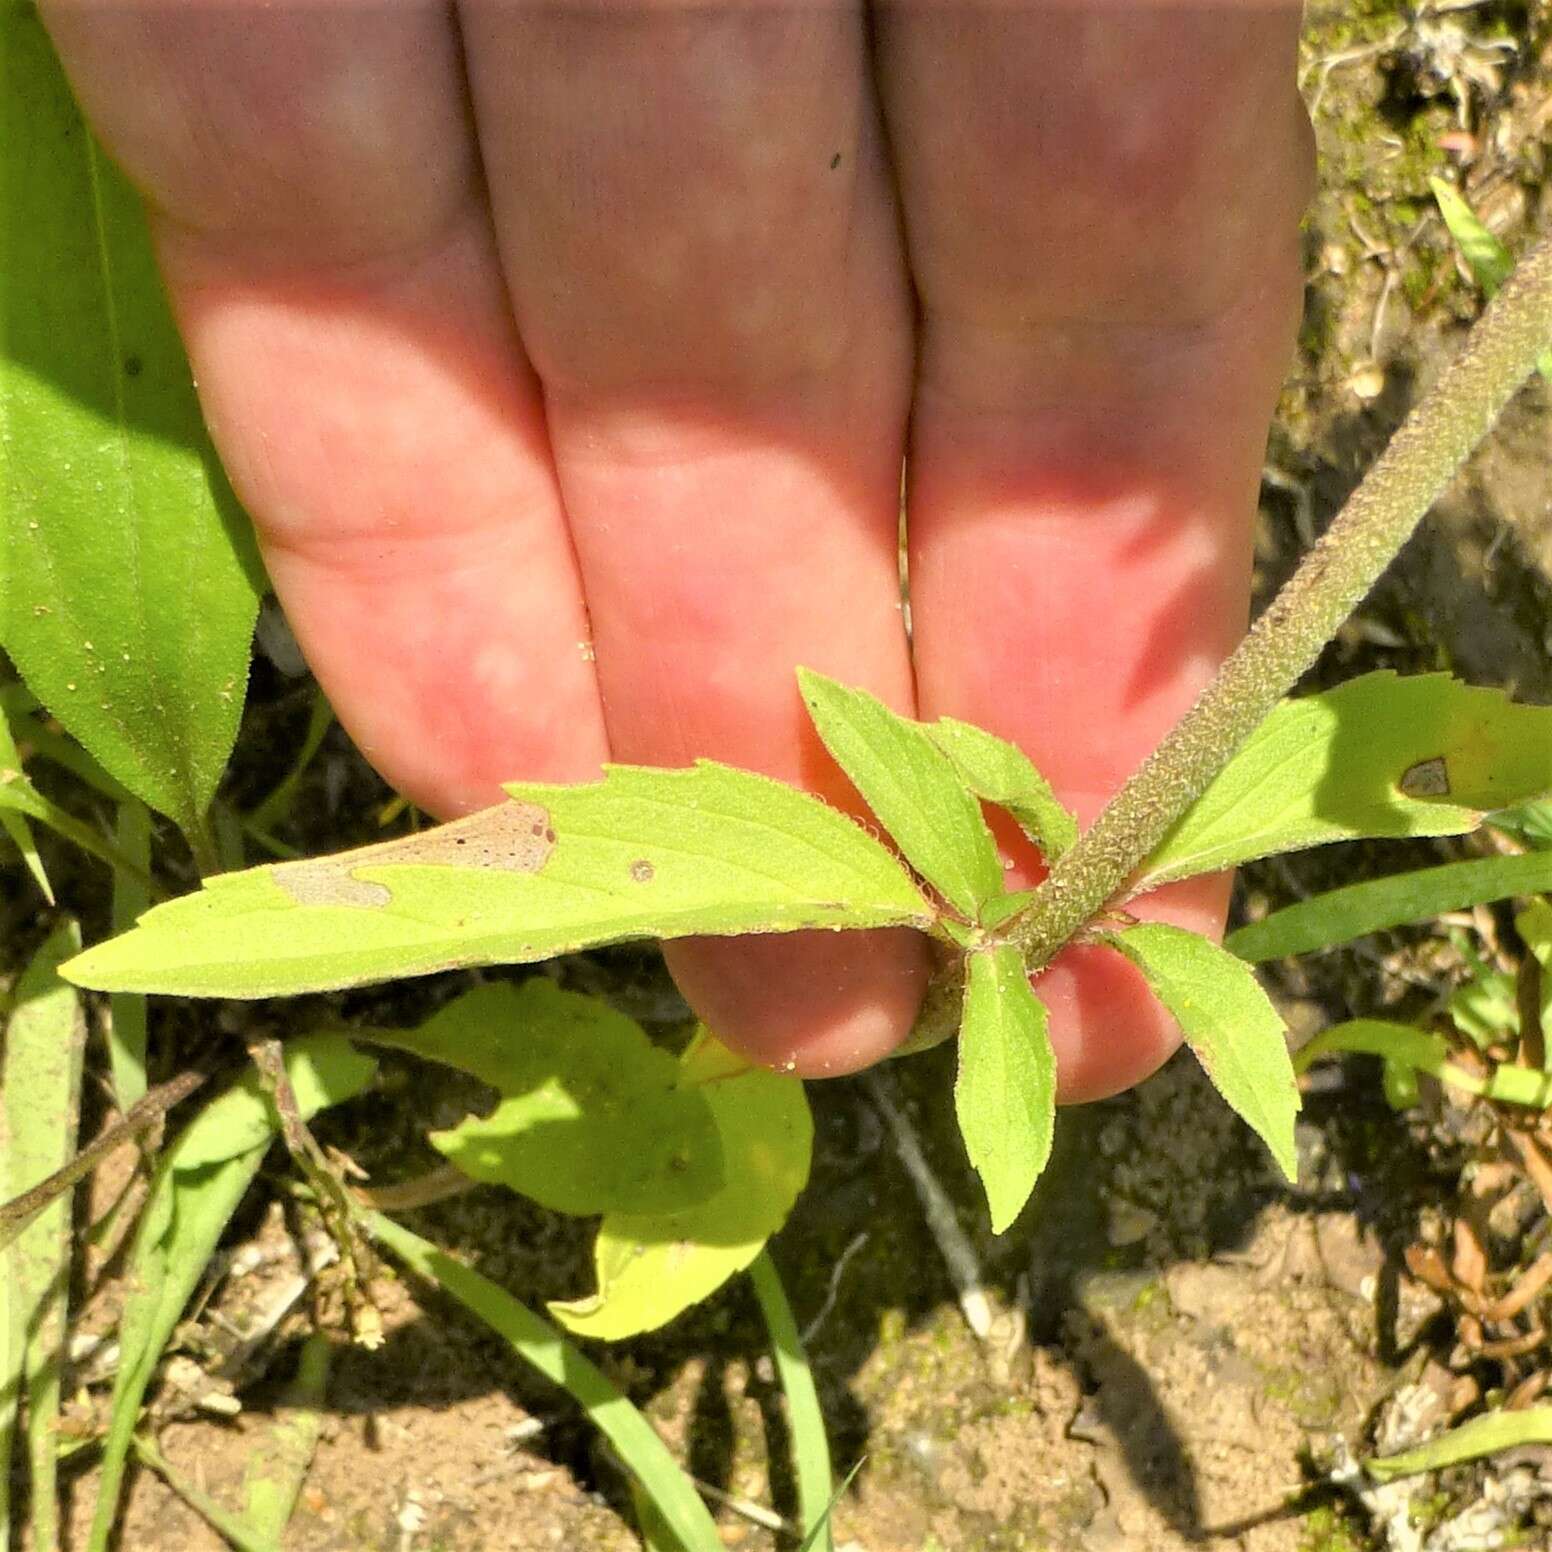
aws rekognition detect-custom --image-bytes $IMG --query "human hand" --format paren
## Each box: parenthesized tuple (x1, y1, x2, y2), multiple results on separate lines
(42, 0, 1312, 1095)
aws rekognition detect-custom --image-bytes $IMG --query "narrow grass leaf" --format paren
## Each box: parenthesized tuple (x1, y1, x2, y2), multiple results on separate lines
(926, 716, 1078, 861)
(64, 763, 932, 998)
(1, 9, 264, 837)
(954, 945, 1056, 1234)
(1367, 1405, 1552, 1481)
(795, 1461, 865, 1552)
(357, 980, 723, 1215)
(1432, 177, 1552, 378)
(1140, 674, 1552, 890)
(1107, 924, 1299, 1181)
(88, 1035, 376, 1552)
(366, 1212, 724, 1552)
(2, 921, 84, 1552)
(107, 798, 152, 1111)
(1294, 1018, 1552, 1108)
(1227, 851, 1552, 962)
(748, 1250, 833, 1552)
(242, 1331, 330, 1546)
(798, 669, 1005, 917)
(550, 1036, 812, 1339)
(0, 702, 50, 901)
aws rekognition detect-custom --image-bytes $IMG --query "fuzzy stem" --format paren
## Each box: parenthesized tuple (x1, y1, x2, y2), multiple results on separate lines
(1011, 230, 1552, 969)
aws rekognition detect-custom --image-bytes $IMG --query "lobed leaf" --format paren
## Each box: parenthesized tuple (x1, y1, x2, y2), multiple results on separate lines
(360, 980, 723, 1216)
(1227, 851, 1552, 962)
(1, 9, 264, 837)
(955, 946, 1056, 1234)
(798, 669, 1005, 917)
(926, 716, 1078, 861)
(549, 1035, 812, 1340)
(1140, 674, 1552, 890)
(1106, 924, 1299, 1182)
(63, 762, 934, 998)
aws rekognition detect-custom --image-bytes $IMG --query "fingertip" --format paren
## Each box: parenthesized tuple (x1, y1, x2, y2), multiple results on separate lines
(664, 928, 931, 1079)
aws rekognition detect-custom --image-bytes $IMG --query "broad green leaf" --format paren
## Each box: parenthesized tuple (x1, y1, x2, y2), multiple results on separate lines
(1292, 1018, 1552, 1108)
(1, 9, 264, 836)
(1431, 178, 1552, 379)
(1490, 798, 1552, 850)
(1107, 924, 1299, 1182)
(549, 1036, 812, 1340)
(87, 1034, 376, 1552)
(359, 980, 722, 1215)
(367, 1212, 724, 1552)
(1140, 674, 1552, 890)
(1367, 1404, 1552, 1482)
(926, 717, 1078, 861)
(954, 946, 1055, 1234)
(242, 1331, 330, 1547)
(1226, 851, 1552, 962)
(64, 763, 933, 998)
(797, 669, 1004, 917)
(0, 700, 49, 901)
(2, 920, 84, 1552)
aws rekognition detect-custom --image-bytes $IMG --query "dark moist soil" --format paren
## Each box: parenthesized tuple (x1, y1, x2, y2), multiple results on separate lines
(10, 6, 1552, 1550)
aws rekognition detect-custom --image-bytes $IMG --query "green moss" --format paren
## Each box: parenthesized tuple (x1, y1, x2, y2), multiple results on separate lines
(1299, 1503, 1373, 1552)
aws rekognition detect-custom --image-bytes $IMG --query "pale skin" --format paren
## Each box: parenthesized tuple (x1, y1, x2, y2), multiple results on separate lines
(43, 0, 1314, 1097)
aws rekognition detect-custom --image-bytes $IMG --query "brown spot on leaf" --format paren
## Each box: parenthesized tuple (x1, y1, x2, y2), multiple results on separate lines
(271, 801, 554, 909)
(1400, 756, 1451, 798)
(630, 859, 656, 884)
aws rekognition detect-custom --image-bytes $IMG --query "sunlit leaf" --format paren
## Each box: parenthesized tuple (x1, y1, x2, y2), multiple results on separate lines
(954, 946, 1055, 1234)
(549, 1036, 811, 1340)
(1140, 674, 1552, 890)
(359, 980, 722, 1215)
(798, 669, 1004, 917)
(926, 717, 1078, 861)
(1107, 924, 1298, 1181)
(1226, 851, 1552, 962)
(1, 8, 263, 838)
(63, 763, 933, 998)
(1367, 1404, 1552, 1482)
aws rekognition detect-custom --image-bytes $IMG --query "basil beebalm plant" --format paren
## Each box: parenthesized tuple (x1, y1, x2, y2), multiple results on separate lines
(63, 236, 1552, 1239)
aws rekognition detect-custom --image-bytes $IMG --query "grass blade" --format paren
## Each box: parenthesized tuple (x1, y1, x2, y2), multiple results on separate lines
(87, 1036, 376, 1552)
(242, 1331, 330, 1544)
(108, 799, 153, 1111)
(2, 920, 86, 1552)
(366, 1211, 724, 1552)
(1367, 1405, 1552, 1481)
(1228, 851, 1552, 962)
(748, 1249, 834, 1552)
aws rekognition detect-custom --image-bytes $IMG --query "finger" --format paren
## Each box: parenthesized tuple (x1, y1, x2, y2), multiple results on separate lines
(876, 2, 1313, 1099)
(458, 0, 928, 1075)
(40, 0, 610, 815)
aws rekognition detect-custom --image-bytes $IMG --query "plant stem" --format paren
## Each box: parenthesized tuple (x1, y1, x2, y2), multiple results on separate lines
(1012, 230, 1552, 970)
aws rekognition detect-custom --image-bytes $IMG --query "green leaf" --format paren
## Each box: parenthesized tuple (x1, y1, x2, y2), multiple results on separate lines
(926, 717, 1078, 861)
(1446, 929, 1517, 1049)
(242, 1331, 330, 1547)
(1367, 1404, 1552, 1482)
(1, 8, 264, 837)
(1431, 178, 1552, 382)
(359, 980, 722, 1215)
(797, 669, 1004, 917)
(954, 945, 1055, 1234)
(1226, 851, 1552, 962)
(549, 1036, 812, 1340)
(87, 1035, 376, 1552)
(64, 764, 933, 998)
(1106, 924, 1299, 1182)
(1291, 1018, 1552, 1108)
(1489, 798, 1552, 850)
(1140, 674, 1552, 890)
(2, 920, 85, 1552)
(367, 1212, 724, 1552)
(107, 800, 152, 1112)
(0, 700, 49, 901)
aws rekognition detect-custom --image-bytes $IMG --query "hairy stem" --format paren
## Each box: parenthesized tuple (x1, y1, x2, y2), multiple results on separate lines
(1012, 230, 1552, 969)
